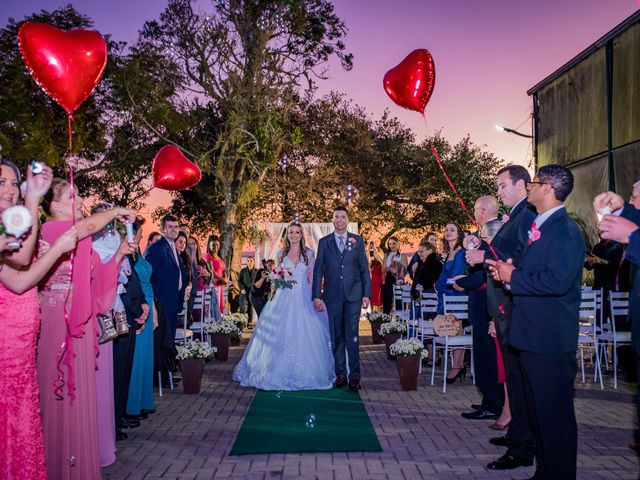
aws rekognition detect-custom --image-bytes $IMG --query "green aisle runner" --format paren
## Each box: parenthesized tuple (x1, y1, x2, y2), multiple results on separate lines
(229, 388, 382, 455)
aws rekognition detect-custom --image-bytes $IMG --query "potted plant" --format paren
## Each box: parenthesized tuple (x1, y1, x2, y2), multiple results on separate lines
(389, 338, 427, 391)
(176, 340, 216, 394)
(204, 320, 241, 361)
(365, 312, 391, 344)
(223, 312, 248, 343)
(379, 321, 407, 360)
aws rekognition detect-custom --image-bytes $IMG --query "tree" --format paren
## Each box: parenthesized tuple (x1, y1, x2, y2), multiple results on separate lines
(123, 0, 353, 273)
(254, 93, 501, 247)
(0, 5, 156, 210)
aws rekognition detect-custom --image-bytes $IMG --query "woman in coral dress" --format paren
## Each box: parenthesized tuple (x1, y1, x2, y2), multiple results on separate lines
(37, 178, 134, 480)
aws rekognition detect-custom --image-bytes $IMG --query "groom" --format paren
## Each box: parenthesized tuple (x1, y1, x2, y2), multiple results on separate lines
(313, 206, 371, 391)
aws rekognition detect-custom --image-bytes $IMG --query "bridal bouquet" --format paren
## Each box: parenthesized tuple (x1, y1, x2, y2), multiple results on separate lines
(268, 266, 297, 299)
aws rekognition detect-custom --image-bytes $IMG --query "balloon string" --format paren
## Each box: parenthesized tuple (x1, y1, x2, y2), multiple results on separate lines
(421, 113, 501, 262)
(55, 113, 77, 402)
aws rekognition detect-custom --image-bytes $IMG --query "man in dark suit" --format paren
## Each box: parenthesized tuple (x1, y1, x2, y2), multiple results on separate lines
(487, 164, 584, 480)
(594, 189, 640, 452)
(114, 264, 148, 436)
(466, 165, 537, 470)
(313, 206, 371, 391)
(146, 215, 181, 339)
(238, 257, 257, 327)
(456, 196, 504, 420)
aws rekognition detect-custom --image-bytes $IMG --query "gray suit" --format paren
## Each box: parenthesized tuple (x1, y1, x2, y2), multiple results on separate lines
(312, 232, 371, 381)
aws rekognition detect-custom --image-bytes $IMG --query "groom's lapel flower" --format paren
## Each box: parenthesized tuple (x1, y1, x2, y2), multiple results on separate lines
(346, 237, 356, 251)
(501, 214, 510, 223)
(527, 225, 541, 244)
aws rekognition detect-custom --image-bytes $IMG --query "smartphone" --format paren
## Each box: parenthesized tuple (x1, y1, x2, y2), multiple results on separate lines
(369, 241, 374, 258)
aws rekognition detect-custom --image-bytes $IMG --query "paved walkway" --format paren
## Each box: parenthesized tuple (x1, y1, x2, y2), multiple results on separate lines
(103, 322, 639, 479)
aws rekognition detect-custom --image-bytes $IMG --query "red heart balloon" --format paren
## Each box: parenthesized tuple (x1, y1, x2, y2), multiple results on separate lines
(152, 145, 202, 191)
(383, 49, 436, 114)
(18, 22, 107, 116)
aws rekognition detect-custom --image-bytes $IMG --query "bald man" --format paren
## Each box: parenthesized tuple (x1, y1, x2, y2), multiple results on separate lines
(474, 195, 500, 226)
(455, 195, 504, 421)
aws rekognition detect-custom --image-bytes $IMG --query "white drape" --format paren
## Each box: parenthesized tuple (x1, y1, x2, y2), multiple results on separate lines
(255, 222, 359, 265)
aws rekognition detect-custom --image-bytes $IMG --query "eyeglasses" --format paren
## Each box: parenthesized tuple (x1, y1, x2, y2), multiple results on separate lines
(527, 181, 549, 189)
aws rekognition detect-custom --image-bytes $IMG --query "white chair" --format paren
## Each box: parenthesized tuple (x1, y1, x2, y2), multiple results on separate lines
(597, 291, 632, 389)
(189, 289, 209, 342)
(175, 297, 194, 344)
(413, 292, 438, 342)
(430, 295, 474, 393)
(577, 291, 602, 388)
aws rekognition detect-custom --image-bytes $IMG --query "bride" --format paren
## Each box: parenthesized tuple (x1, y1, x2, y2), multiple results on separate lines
(232, 221, 335, 390)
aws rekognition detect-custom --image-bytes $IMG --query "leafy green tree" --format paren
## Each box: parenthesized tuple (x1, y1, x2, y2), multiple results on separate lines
(123, 0, 353, 272)
(0, 5, 155, 210)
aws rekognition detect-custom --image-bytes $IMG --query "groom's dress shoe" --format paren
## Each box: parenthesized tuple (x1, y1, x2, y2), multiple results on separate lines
(333, 376, 347, 388)
(348, 379, 361, 392)
(486, 453, 534, 470)
(461, 409, 499, 420)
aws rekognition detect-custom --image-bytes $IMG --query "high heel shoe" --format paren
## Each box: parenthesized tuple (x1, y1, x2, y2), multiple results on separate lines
(446, 366, 467, 384)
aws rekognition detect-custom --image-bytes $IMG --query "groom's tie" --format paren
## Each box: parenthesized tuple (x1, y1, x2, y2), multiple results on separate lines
(338, 235, 345, 253)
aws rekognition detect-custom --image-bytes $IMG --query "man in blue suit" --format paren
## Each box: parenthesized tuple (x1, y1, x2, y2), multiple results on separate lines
(594, 189, 640, 452)
(487, 165, 584, 480)
(313, 206, 371, 391)
(145, 215, 181, 340)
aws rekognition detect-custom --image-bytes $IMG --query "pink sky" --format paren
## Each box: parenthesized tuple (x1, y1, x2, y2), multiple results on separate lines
(3, 0, 639, 230)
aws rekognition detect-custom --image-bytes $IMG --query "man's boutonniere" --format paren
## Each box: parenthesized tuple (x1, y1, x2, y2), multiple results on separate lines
(501, 214, 510, 223)
(528, 224, 541, 244)
(346, 237, 356, 251)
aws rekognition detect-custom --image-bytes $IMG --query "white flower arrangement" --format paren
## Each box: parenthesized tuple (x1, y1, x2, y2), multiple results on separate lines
(365, 312, 391, 323)
(176, 340, 216, 360)
(1, 205, 32, 238)
(223, 312, 248, 329)
(204, 319, 241, 337)
(389, 338, 428, 358)
(378, 321, 407, 336)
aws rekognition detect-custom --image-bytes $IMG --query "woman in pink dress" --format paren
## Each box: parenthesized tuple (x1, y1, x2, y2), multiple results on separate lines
(0, 160, 75, 480)
(205, 235, 227, 313)
(37, 178, 134, 480)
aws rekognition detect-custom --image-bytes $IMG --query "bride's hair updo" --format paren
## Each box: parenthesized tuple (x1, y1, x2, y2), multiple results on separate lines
(282, 220, 310, 265)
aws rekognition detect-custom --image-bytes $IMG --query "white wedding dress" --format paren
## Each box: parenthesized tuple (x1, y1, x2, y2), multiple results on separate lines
(232, 251, 336, 390)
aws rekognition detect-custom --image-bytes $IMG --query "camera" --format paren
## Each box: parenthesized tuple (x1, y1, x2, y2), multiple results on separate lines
(31, 161, 44, 175)
(368, 241, 374, 258)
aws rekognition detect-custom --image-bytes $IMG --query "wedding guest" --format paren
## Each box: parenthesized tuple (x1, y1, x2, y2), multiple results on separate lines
(206, 234, 227, 313)
(38, 178, 134, 480)
(457, 211, 503, 421)
(467, 164, 536, 471)
(114, 251, 148, 435)
(409, 242, 442, 321)
(146, 215, 181, 339)
(145, 215, 181, 388)
(368, 241, 384, 312)
(239, 257, 257, 328)
(251, 259, 275, 318)
(487, 164, 584, 480)
(146, 231, 161, 250)
(0, 160, 65, 480)
(594, 189, 640, 453)
(408, 233, 436, 280)
(127, 217, 158, 425)
(175, 231, 192, 319)
(434, 222, 467, 383)
(382, 236, 408, 314)
(188, 236, 213, 322)
(180, 224, 198, 322)
(481, 219, 512, 431)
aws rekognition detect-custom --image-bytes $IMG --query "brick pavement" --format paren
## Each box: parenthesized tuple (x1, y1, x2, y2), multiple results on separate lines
(103, 321, 639, 479)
